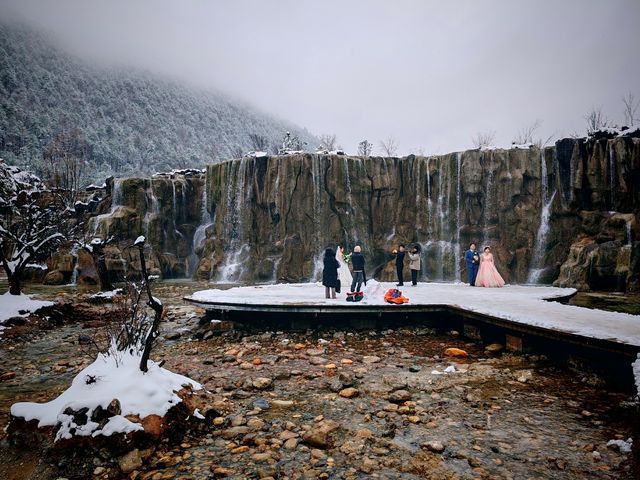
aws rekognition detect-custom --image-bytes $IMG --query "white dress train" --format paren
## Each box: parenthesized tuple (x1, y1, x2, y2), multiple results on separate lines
(336, 246, 353, 291)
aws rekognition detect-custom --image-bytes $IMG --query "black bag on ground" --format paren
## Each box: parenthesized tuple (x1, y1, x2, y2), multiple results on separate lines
(335, 279, 341, 293)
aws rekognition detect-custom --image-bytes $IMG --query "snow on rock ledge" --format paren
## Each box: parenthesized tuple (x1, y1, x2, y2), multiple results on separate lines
(10, 350, 201, 441)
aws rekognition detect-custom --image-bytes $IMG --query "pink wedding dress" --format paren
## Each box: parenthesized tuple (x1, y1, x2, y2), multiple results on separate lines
(475, 253, 505, 288)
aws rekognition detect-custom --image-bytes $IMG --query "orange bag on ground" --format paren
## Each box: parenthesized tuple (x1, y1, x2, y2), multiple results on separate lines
(384, 288, 409, 304)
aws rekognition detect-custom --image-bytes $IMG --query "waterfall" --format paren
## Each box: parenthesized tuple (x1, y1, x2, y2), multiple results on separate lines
(91, 178, 124, 236)
(527, 190, 557, 284)
(454, 152, 462, 282)
(187, 186, 213, 277)
(482, 155, 494, 248)
(143, 180, 160, 240)
(217, 159, 250, 282)
(343, 157, 357, 239)
(540, 149, 549, 205)
(310, 155, 325, 281)
(609, 145, 616, 210)
(426, 157, 432, 232)
(171, 180, 184, 240)
(626, 220, 633, 247)
(527, 150, 555, 284)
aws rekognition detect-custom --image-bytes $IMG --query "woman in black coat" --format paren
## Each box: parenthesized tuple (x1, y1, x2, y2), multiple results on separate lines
(322, 247, 340, 299)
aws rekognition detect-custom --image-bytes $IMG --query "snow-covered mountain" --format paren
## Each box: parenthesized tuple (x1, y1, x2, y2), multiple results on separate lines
(0, 23, 317, 185)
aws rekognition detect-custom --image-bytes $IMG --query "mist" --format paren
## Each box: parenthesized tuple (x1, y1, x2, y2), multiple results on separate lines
(2, 0, 639, 155)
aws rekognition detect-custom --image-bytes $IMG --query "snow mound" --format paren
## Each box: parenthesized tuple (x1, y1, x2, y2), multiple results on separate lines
(0, 292, 53, 326)
(11, 351, 201, 441)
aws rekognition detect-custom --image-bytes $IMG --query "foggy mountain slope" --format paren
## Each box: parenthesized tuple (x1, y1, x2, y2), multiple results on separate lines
(0, 23, 317, 184)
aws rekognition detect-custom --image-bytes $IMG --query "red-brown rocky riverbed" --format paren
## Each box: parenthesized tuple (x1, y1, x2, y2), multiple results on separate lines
(0, 281, 636, 479)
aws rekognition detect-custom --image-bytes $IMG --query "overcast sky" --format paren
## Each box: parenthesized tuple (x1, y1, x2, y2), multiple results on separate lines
(2, 0, 640, 155)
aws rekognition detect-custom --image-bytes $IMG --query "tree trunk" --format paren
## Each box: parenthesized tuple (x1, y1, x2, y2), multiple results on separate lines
(8, 273, 21, 295)
(92, 245, 113, 291)
(137, 242, 163, 373)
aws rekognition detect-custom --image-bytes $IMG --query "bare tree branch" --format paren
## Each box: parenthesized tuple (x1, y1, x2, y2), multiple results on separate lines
(472, 131, 496, 149)
(622, 91, 639, 126)
(379, 137, 398, 157)
(584, 106, 609, 134)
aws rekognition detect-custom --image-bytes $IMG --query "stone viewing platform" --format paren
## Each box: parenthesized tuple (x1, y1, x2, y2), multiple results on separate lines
(185, 282, 640, 383)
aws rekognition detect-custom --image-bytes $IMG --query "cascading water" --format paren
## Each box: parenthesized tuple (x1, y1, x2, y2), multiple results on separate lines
(454, 152, 462, 282)
(217, 159, 250, 282)
(343, 157, 357, 240)
(310, 155, 325, 281)
(527, 150, 556, 284)
(626, 221, 633, 247)
(187, 186, 213, 277)
(426, 157, 432, 233)
(171, 180, 184, 240)
(91, 178, 124, 236)
(143, 179, 161, 240)
(482, 155, 494, 247)
(609, 145, 616, 210)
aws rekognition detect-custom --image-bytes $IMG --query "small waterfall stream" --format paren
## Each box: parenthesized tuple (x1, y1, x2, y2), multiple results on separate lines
(609, 145, 616, 210)
(187, 187, 213, 277)
(454, 152, 462, 282)
(91, 178, 124, 236)
(217, 159, 250, 282)
(527, 150, 555, 284)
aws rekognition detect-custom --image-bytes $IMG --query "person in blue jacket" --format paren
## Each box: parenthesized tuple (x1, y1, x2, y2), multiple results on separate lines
(464, 242, 480, 286)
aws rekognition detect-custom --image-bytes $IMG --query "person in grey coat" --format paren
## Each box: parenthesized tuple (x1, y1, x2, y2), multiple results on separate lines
(408, 244, 421, 286)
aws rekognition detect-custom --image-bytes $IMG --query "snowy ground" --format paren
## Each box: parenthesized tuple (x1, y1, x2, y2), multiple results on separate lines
(186, 280, 640, 347)
(0, 291, 53, 332)
(11, 350, 202, 440)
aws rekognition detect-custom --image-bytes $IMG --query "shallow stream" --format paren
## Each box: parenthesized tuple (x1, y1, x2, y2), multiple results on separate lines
(0, 280, 636, 479)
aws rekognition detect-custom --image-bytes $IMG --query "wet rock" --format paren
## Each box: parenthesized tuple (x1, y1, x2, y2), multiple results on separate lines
(302, 420, 340, 448)
(421, 440, 445, 453)
(516, 370, 533, 383)
(327, 378, 343, 392)
(362, 355, 381, 364)
(309, 357, 328, 366)
(4, 316, 26, 326)
(0, 371, 17, 381)
(409, 365, 422, 372)
(444, 348, 468, 358)
(306, 348, 325, 356)
(360, 457, 379, 473)
(252, 377, 273, 390)
(271, 399, 295, 408)
(283, 437, 299, 450)
(484, 343, 504, 354)
(118, 448, 143, 474)
(388, 390, 412, 403)
(339, 387, 359, 398)
(141, 415, 164, 437)
(252, 398, 270, 410)
(165, 332, 181, 340)
(221, 426, 250, 439)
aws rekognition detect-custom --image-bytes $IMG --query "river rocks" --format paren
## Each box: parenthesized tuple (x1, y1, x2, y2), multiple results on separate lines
(0, 371, 17, 381)
(252, 377, 273, 390)
(444, 347, 468, 357)
(484, 343, 504, 354)
(118, 448, 144, 474)
(388, 389, 412, 403)
(362, 355, 381, 364)
(338, 387, 359, 398)
(421, 440, 446, 453)
(302, 420, 340, 448)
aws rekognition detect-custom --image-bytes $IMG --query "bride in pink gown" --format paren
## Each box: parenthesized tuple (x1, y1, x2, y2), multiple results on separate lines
(475, 246, 505, 288)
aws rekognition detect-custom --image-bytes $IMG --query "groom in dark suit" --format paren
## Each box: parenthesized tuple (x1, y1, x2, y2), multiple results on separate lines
(464, 242, 480, 286)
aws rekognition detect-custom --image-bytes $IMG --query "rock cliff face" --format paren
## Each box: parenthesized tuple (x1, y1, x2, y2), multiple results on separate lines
(83, 172, 206, 281)
(74, 135, 640, 292)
